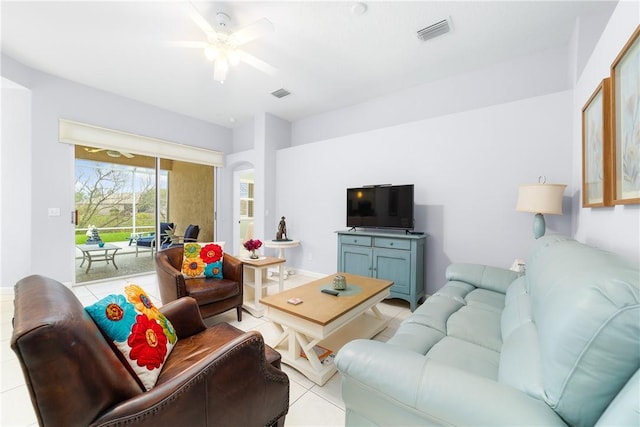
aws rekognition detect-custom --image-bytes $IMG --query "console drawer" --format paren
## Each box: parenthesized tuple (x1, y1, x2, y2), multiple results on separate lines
(340, 235, 372, 246)
(373, 237, 411, 250)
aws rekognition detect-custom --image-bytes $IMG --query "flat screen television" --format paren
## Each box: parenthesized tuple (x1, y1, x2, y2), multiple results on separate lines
(346, 184, 414, 230)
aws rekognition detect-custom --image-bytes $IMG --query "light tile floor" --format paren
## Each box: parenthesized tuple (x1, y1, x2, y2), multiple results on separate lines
(1, 272, 411, 427)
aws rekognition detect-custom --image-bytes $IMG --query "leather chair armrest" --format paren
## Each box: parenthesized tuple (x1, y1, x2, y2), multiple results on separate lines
(155, 251, 187, 304)
(90, 331, 289, 427)
(159, 297, 206, 339)
(223, 254, 243, 283)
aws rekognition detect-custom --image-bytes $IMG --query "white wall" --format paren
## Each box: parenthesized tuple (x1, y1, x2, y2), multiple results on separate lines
(219, 113, 292, 255)
(276, 91, 573, 294)
(1, 79, 32, 288)
(1, 55, 233, 286)
(291, 46, 571, 146)
(572, 1, 640, 262)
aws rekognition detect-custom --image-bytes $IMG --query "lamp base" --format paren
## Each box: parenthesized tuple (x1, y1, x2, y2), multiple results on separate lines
(533, 213, 546, 239)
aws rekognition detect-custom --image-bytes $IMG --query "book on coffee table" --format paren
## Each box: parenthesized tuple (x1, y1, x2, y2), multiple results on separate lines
(300, 345, 333, 362)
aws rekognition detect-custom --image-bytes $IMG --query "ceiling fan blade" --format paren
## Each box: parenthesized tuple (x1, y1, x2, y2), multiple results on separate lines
(189, 3, 215, 36)
(236, 50, 277, 76)
(169, 41, 208, 48)
(230, 18, 274, 45)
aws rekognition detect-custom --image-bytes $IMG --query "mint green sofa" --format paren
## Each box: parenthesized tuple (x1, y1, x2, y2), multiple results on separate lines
(335, 235, 639, 426)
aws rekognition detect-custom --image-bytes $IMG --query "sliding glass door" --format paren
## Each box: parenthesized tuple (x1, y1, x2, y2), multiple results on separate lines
(74, 145, 214, 283)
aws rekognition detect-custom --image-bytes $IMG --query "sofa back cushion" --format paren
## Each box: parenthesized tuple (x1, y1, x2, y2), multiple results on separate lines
(498, 276, 546, 400)
(526, 236, 640, 427)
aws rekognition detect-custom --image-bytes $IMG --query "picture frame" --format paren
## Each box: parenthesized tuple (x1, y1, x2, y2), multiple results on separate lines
(582, 78, 612, 207)
(610, 25, 640, 205)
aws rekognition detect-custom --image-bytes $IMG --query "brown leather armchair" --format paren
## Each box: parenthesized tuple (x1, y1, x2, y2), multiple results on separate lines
(11, 275, 289, 427)
(155, 246, 244, 321)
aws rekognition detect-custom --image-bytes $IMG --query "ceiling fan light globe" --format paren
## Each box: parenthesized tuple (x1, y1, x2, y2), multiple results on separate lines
(214, 58, 229, 83)
(204, 45, 218, 61)
(228, 50, 240, 66)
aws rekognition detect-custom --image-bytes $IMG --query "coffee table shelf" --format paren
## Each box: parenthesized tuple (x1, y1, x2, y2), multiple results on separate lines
(260, 273, 393, 385)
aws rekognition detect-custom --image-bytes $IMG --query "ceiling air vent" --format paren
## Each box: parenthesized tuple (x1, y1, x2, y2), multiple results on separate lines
(417, 17, 452, 42)
(271, 88, 291, 98)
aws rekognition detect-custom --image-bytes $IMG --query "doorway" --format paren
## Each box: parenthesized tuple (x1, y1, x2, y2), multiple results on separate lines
(235, 168, 255, 258)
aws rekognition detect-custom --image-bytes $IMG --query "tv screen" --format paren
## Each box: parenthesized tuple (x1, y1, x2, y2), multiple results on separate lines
(347, 184, 414, 230)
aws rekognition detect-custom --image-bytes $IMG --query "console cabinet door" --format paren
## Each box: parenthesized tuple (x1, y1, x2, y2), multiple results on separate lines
(340, 245, 372, 277)
(373, 248, 412, 295)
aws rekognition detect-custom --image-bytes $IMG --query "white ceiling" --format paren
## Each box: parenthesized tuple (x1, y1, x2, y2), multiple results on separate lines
(1, 1, 616, 129)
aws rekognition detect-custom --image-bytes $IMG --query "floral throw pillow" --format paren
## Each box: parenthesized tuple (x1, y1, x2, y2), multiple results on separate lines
(181, 242, 224, 279)
(85, 284, 177, 391)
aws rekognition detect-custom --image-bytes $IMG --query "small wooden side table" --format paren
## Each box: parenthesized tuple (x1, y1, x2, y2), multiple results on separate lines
(241, 256, 286, 318)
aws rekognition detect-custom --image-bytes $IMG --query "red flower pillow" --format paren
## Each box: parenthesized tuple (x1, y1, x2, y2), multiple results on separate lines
(85, 284, 177, 390)
(181, 242, 224, 279)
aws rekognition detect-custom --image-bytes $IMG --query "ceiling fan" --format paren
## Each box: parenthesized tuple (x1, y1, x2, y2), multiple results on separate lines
(173, 3, 277, 83)
(84, 147, 134, 158)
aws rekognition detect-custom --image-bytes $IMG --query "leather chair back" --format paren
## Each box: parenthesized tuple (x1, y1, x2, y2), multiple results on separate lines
(11, 275, 143, 426)
(155, 246, 244, 320)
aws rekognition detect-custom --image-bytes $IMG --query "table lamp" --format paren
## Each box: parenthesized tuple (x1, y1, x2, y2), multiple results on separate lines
(516, 180, 566, 239)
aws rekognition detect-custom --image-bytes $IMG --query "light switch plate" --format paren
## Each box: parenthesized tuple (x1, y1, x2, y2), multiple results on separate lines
(48, 208, 60, 216)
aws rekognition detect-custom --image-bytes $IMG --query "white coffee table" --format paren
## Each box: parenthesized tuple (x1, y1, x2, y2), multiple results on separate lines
(260, 273, 393, 385)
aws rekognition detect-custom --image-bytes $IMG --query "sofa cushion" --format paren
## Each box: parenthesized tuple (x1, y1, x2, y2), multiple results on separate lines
(431, 280, 475, 303)
(526, 236, 640, 427)
(464, 288, 505, 313)
(447, 305, 502, 352)
(85, 284, 178, 390)
(426, 336, 500, 380)
(386, 322, 445, 354)
(405, 294, 465, 334)
(595, 370, 640, 426)
(185, 278, 241, 305)
(445, 262, 520, 294)
(182, 242, 224, 279)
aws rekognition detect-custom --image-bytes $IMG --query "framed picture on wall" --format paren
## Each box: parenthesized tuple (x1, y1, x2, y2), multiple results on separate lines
(611, 25, 640, 205)
(582, 78, 612, 207)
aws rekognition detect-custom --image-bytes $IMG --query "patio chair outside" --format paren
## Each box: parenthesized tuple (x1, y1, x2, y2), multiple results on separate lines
(135, 222, 174, 256)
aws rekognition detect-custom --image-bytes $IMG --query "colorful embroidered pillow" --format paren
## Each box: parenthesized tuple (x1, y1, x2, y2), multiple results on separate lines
(182, 242, 224, 279)
(85, 284, 177, 390)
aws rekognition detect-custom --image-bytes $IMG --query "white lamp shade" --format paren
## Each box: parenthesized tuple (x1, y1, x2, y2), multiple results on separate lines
(516, 184, 567, 215)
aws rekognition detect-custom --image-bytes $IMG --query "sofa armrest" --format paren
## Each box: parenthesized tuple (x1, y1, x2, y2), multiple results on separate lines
(159, 297, 207, 339)
(445, 263, 519, 294)
(90, 331, 289, 427)
(336, 340, 565, 426)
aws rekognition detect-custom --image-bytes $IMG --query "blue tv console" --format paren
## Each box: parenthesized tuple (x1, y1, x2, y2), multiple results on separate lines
(336, 230, 426, 311)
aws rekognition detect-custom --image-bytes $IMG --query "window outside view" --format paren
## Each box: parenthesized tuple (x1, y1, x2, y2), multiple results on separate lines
(74, 157, 169, 283)
(75, 159, 168, 244)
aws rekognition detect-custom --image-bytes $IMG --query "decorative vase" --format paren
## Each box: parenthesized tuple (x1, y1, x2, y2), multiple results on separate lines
(333, 275, 347, 290)
(250, 250, 259, 259)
